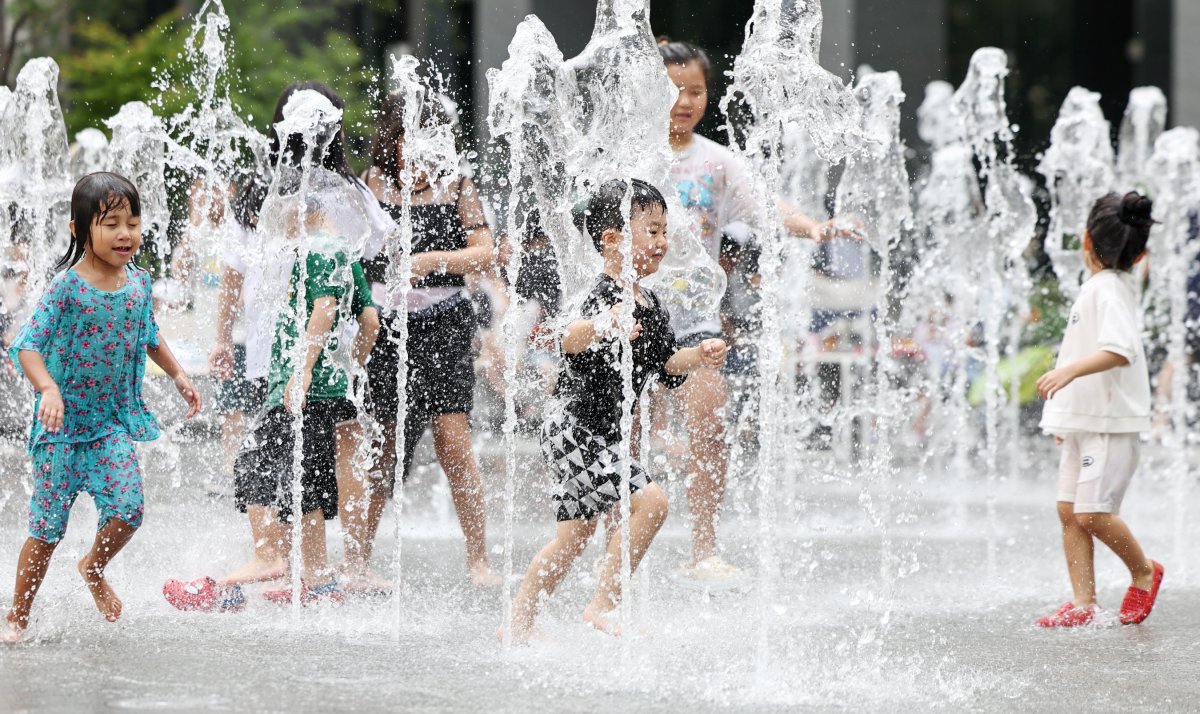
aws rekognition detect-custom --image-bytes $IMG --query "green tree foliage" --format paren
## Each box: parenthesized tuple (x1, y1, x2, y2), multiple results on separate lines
(54, 1, 378, 168)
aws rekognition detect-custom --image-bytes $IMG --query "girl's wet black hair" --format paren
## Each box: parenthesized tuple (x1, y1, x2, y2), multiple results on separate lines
(1086, 191, 1156, 271)
(584, 178, 668, 253)
(656, 35, 711, 80)
(236, 81, 353, 230)
(59, 172, 141, 270)
(268, 81, 354, 181)
(369, 91, 458, 188)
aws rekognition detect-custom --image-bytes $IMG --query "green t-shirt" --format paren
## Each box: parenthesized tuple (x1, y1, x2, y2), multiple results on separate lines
(350, 260, 372, 318)
(267, 251, 374, 407)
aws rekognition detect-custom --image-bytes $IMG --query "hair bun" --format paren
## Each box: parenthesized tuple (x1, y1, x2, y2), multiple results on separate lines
(1119, 191, 1154, 228)
(656, 35, 672, 46)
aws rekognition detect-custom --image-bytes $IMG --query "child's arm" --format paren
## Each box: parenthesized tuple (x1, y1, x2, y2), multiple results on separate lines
(665, 338, 728, 375)
(1036, 350, 1130, 400)
(209, 265, 243, 380)
(284, 296, 338, 411)
(561, 305, 643, 355)
(147, 338, 202, 419)
(16, 351, 64, 432)
(352, 305, 380, 365)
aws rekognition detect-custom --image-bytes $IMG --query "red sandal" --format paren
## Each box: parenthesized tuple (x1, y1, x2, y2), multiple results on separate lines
(1119, 560, 1164, 625)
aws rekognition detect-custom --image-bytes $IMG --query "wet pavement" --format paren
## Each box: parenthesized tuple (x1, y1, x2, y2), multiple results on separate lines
(1, 432, 1198, 712)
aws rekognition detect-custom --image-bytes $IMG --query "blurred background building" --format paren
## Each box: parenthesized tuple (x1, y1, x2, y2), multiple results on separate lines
(0, 0, 1183, 168)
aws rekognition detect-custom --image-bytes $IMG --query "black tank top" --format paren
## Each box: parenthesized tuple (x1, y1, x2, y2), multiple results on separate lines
(363, 177, 474, 290)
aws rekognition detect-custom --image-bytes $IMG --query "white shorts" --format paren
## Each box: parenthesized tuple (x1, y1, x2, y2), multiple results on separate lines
(1056, 432, 1140, 514)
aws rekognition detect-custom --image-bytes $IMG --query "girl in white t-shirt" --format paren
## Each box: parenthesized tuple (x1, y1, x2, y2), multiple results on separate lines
(1034, 191, 1163, 627)
(657, 38, 847, 585)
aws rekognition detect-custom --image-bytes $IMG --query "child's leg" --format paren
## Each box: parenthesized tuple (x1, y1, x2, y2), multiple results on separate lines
(1074, 514, 1155, 590)
(1057, 501, 1097, 607)
(679, 367, 729, 564)
(508, 517, 599, 643)
(79, 518, 137, 622)
(336, 420, 381, 581)
(6, 537, 58, 635)
(219, 506, 287, 584)
(299, 509, 333, 586)
(1071, 433, 1154, 590)
(82, 433, 143, 621)
(433, 412, 498, 584)
(583, 482, 669, 634)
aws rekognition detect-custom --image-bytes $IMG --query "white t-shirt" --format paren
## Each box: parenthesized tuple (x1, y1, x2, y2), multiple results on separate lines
(669, 134, 758, 338)
(1040, 270, 1151, 435)
(219, 225, 278, 381)
(221, 178, 391, 380)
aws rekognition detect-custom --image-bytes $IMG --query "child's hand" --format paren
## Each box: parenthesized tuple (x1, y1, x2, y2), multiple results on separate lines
(409, 254, 438, 284)
(209, 342, 235, 381)
(283, 372, 311, 413)
(37, 385, 64, 432)
(174, 373, 202, 418)
(698, 338, 728, 369)
(1036, 366, 1075, 400)
(596, 304, 642, 342)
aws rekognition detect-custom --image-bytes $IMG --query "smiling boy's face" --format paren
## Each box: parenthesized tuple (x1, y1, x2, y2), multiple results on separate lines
(73, 196, 142, 269)
(605, 203, 668, 278)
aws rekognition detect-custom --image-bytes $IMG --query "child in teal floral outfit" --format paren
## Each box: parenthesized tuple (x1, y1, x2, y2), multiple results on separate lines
(2, 173, 201, 643)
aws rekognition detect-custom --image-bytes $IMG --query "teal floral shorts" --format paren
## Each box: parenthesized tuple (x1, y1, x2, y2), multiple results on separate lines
(28, 432, 144, 543)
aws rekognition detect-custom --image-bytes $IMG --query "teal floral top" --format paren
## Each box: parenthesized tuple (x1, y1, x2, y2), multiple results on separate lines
(8, 265, 161, 453)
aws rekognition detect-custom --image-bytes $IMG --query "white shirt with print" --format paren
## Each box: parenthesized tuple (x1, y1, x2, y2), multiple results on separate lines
(669, 134, 758, 338)
(1040, 269, 1151, 435)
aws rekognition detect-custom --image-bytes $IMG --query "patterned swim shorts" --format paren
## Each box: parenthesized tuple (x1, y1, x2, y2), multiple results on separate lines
(28, 432, 144, 543)
(540, 410, 651, 522)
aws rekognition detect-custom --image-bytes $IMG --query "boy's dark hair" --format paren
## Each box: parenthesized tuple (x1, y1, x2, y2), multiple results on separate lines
(235, 81, 352, 231)
(583, 178, 667, 253)
(268, 81, 354, 181)
(370, 91, 457, 188)
(656, 35, 711, 80)
(60, 172, 141, 270)
(1086, 191, 1155, 271)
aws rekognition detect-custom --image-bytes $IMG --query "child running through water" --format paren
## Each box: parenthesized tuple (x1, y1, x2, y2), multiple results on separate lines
(1035, 191, 1164, 627)
(3, 173, 201, 642)
(505, 179, 727, 642)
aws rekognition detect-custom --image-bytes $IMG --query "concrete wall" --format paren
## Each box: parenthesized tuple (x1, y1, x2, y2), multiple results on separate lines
(1173, 0, 1200, 127)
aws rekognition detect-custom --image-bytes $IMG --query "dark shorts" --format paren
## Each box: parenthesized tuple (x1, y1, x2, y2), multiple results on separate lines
(215, 345, 266, 415)
(367, 296, 477, 482)
(233, 397, 356, 521)
(540, 409, 651, 522)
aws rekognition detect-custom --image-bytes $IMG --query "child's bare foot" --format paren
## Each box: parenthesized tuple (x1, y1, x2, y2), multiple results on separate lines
(78, 558, 122, 622)
(340, 568, 394, 596)
(497, 619, 543, 645)
(2, 613, 25, 643)
(581, 604, 622, 637)
(469, 561, 502, 588)
(219, 556, 286, 585)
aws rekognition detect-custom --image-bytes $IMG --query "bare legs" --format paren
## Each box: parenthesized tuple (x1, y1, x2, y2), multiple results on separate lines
(219, 505, 287, 585)
(77, 518, 137, 622)
(432, 413, 499, 586)
(509, 483, 669, 643)
(359, 413, 497, 586)
(4, 518, 139, 641)
(5, 537, 58, 640)
(678, 368, 729, 564)
(337, 421, 391, 592)
(1056, 501, 1155, 607)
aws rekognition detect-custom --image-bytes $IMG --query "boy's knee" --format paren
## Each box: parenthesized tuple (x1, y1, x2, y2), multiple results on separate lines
(638, 484, 669, 523)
